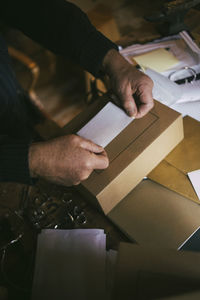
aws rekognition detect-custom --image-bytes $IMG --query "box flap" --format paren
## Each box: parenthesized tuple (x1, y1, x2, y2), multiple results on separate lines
(108, 179, 200, 248)
(112, 243, 200, 300)
(148, 116, 200, 203)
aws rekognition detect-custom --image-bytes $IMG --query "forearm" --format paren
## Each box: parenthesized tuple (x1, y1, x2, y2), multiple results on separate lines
(0, 136, 33, 184)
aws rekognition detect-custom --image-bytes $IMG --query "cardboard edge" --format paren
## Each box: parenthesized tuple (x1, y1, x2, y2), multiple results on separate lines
(98, 115, 184, 214)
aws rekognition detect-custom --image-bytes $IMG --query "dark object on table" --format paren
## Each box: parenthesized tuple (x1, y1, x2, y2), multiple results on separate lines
(145, 0, 200, 35)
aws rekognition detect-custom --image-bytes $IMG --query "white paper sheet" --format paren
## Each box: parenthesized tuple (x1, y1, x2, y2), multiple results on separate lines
(120, 31, 200, 105)
(188, 170, 200, 200)
(145, 68, 183, 105)
(120, 32, 198, 75)
(171, 100, 200, 122)
(77, 102, 134, 148)
(176, 80, 200, 103)
(32, 229, 107, 300)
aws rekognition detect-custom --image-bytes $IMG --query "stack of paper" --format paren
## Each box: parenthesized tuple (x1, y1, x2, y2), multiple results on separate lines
(120, 31, 200, 122)
(31, 229, 117, 300)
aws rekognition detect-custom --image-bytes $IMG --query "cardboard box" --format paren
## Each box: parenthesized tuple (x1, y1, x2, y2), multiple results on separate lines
(112, 243, 200, 300)
(63, 96, 184, 214)
(109, 179, 200, 249)
(148, 116, 200, 204)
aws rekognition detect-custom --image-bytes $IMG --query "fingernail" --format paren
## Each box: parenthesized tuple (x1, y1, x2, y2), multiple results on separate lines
(127, 109, 135, 117)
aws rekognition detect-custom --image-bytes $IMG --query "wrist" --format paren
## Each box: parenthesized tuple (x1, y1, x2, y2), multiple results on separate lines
(28, 143, 41, 179)
(102, 48, 130, 76)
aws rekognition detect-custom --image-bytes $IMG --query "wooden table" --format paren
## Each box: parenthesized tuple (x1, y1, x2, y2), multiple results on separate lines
(1, 7, 200, 299)
(0, 178, 129, 300)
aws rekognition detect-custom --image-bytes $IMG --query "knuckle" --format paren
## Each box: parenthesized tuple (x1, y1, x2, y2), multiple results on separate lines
(149, 77, 154, 86)
(73, 180, 81, 186)
(80, 172, 90, 181)
(104, 157, 109, 169)
(78, 168, 90, 181)
(69, 134, 79, 144)
(71, 175, 81, 186)
(149, 100, 154, 109)
(105, 158, 109, 168)
(124, 101, 132, 109)
(84, 159, 92, 169)
(116, 85, 125, 96)
(146, 98, 154, 109)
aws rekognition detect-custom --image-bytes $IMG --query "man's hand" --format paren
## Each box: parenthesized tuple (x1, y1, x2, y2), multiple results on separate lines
(29, 134, 109, 186)
(102, 49, 154, 118)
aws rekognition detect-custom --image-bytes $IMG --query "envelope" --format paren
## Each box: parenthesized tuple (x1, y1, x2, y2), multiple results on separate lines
(148, 116, 200, 204)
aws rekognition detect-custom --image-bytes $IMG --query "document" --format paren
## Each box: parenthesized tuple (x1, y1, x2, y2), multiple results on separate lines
(132, 48, 179, 72)
(77, 102, 134, 148)
(145, 68, 183, 105)
(188, 170, 200, 200)
(171, 100, 200, 122)
(121, 31, 200, 113)
(32, 229, 118, 300)
(177, 80, 200, 103)
(32, 229, 107, 300)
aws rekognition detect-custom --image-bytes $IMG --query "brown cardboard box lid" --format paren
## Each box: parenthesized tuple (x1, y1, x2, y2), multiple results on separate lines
(148, 116, 200, 204)
(63, 96, 183, 214)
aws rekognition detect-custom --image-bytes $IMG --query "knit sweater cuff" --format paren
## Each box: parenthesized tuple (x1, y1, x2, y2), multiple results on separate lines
(80, 30, 118, 77)
(0, 142, 32, 184)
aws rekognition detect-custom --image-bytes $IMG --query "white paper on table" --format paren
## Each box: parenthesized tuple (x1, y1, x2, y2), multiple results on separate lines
(120, 32, 198, 76)
(145, 68, 183, 106)
(188, 170, 200, 200)
(77, 102, 134, 148)
(171, 100, 200, 122)
(32, 229, 107, 300)
(177, 80, 200, 103)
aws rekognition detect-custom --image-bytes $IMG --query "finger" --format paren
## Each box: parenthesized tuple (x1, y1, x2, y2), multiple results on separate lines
(91, 151, 109, 170)
(79, 136, 104, 153)
(119, 86, 138, 117)
(135, 86, 154, 118)
(136, 101, 154, 118)
(109, 92, 121, 106)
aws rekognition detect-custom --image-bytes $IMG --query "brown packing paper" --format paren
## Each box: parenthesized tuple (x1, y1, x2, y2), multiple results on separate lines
(112, 243, 200, 300)
(148, 116, 200, 204)
(108, 180, 200, 249)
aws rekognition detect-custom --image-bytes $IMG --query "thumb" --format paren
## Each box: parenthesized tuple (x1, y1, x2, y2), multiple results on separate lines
(120, 86, 138, 117)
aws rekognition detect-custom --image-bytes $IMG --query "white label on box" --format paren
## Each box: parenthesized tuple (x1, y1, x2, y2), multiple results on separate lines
(77, 102, 134, 148)
(188, 169, 200, 200)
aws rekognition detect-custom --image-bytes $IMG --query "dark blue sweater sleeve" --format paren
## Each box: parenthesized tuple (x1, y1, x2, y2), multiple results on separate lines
(0, 0, 118, 184)
(0, 0, 118, 76)
(0, 35, 37, 184)
(0, 136, 31, 184)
